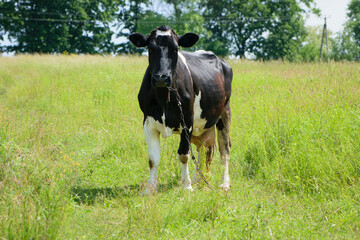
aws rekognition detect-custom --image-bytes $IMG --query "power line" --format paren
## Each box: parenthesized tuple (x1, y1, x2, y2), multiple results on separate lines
(0, 16, 99, 23)
(0, 15, 296, 24)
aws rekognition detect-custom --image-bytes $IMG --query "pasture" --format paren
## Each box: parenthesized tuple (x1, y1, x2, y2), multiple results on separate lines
(0, 55, 359, 239)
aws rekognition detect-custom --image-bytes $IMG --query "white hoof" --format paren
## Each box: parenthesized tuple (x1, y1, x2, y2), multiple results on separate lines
(182, 185, 194, 191)
(142, 183, 157, 195)
(219, 183, 230, 191)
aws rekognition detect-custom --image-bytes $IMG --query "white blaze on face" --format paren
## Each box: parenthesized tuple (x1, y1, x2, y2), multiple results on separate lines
(156, 30, 172, 37)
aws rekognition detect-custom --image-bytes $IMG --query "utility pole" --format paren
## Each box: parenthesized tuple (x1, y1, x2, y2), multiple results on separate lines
(319, 17, 329, 62)
(325, 18, 329, 62)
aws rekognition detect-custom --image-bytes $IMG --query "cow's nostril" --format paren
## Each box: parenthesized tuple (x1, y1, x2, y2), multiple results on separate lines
(153, 74, 171, 87)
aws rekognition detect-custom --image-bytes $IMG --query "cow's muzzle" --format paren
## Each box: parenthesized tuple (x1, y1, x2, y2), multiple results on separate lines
(152, 74, 171, 87)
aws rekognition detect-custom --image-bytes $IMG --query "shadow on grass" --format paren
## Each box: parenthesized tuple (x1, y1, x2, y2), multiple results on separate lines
(71, 180, 180, 205)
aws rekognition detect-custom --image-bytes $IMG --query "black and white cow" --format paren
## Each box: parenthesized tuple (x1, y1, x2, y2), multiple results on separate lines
(129, 25, 232, 193)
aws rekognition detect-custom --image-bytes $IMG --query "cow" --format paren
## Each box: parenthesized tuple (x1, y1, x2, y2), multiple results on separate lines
(129, 25, 232, 194)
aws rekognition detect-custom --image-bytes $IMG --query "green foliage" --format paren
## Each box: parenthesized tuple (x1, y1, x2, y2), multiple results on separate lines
(117, 0, 211, 54)
(0, 0, 122, 54)
(201, 0, 318, 59)
(1, 55, 360, 238)
(329, 0, 360, 61)
(201, 0, 269, 57)
(117, 0, 150, 54)
(256, 1, 308, 60)
(348, 0, 360, 47)
(298, 26, 331, 62)
(331, 27, 360, 61)
(2, 0, 360, 61)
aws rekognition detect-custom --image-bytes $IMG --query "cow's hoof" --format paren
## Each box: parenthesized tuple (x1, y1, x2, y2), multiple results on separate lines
(219, 183, 230, 191)
(141, 184, 157, 196)
(192, 174, 200, 184)
(182, 185, 194, 191)
(141, 189, 155, 196)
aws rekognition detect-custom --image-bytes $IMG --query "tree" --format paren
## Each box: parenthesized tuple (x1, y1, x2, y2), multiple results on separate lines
(0, 0, 121, 54)
(296, 26, 334, 62)
(299, 26, 324, 62)
(331, 27, 360, 61)
(201, 0, 268, 57)
(117, 0, 211, 54)
(117, 0, 151, 54)
(347, 0, 360, 47)
(163, 0, 211, 52)
(201, 0, 318, 59)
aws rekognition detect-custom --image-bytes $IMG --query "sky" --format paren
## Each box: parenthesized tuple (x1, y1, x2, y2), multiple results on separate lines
(306, 0, 351, 33)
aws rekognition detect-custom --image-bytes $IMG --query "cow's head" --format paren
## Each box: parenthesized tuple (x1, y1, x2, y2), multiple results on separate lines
(129, 25, 199, 88)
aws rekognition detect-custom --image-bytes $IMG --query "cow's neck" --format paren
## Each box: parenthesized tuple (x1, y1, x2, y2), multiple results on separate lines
(153, 87, 169, 110)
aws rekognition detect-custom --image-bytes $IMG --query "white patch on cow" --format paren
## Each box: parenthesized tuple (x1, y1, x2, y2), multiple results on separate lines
(193, 91, 207, 136)
(179, 154, 193, 190)
(156, 30, 171, 37)
(145, 116, 176, 138)
(220, 155, 231, 190)
(178, 52, 191, 78)
(143, 118, 161, 193)
(161, 113, 173, 138)
(196, 50, 215, 55)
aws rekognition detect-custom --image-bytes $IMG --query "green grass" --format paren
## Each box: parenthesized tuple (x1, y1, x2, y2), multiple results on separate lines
(1, 55, 359, 239)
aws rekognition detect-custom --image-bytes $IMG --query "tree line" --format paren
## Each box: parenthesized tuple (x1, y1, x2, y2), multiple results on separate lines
(0, 0, 359, 61)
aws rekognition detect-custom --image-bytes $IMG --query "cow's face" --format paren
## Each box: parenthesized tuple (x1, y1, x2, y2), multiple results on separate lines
(129, 25, 199, 88)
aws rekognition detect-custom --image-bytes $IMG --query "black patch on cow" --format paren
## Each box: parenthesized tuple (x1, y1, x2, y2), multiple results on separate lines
(178, 129, 191, 156)
(216, 118, 225, 131)
(179, 33, 199, 48)
(129, 33, 148, 47)
(131, 26, 232, 158)
(149, 159, 153, 169)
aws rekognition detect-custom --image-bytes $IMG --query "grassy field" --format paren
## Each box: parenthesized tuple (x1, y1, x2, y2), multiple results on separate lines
(0, 55, 360, 239)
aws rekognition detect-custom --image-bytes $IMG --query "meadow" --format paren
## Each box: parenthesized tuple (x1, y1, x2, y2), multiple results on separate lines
(0, 55, 359, 239)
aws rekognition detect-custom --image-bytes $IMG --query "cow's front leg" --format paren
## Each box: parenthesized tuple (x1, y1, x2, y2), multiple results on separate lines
(144, 118, 160, 194)
(178, 129, 193, 191)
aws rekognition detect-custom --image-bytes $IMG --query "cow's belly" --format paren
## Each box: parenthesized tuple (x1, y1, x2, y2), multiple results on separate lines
(146, 115, 208, 138)
(145, 91, 214, 138)
(192, 119, 207, 136)
(145, 116, 180, 138)
(146, 116, 207, 138)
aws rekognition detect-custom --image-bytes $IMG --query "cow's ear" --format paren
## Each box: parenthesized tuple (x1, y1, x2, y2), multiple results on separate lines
(179, 33, 199, 48)
(129, 33, 148, 48)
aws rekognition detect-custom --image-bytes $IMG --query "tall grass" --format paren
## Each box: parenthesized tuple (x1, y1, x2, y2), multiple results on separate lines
(0, 55, 359, 239)
(231, 62, 360, 196)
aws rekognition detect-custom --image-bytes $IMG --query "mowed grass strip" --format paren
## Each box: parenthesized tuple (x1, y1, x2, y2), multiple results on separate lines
(0, 55, 359, 239)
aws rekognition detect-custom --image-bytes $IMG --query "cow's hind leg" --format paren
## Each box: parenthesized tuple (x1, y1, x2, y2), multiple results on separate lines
(205, 145, 215, 174)
(144, 119, 160, 194)
(216, 102, 231, 190)
(178, 129, 193, 191)
(191, 128, 215, 183)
